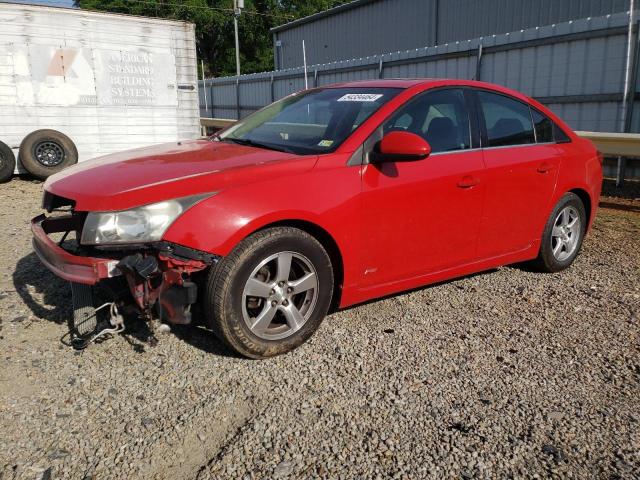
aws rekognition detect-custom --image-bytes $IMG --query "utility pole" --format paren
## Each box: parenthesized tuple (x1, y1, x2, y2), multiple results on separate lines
(233, 0, 244, 77)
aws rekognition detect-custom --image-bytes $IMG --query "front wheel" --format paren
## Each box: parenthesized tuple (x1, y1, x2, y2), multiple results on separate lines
(532, 192, 587, 272)
(204, 227, 334, 359)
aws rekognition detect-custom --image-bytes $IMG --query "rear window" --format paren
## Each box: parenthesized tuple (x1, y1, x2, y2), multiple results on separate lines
(553, 122, 571, 143)
(531, 108, 553, 143)
(478, 91, 535, 147)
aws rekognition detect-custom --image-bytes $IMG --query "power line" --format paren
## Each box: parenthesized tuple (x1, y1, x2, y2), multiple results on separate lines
(4, 0, 297, 19)
(123, 0, 295, 19)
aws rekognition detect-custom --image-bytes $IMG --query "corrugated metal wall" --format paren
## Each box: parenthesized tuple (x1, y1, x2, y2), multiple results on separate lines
(437, 0, 628, 43)
(272, 0, 628, 70)
(273, 0, 437, 69)
(200, 12, 635, 136)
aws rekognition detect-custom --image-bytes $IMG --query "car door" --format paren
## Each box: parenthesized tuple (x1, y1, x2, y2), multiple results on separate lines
(358, 88, 486, 288)
(473, 90, 561, 258)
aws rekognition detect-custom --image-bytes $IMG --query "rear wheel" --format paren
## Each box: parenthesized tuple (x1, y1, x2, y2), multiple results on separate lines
(205, 227, 333, 359)
(19, 129, 78, 179)
(532, 192, 586, 272)
(0, 141, 15, 183)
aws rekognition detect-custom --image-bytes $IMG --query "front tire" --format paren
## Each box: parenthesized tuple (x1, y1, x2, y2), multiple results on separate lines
(204, 227, 333, 359)
(532, 192, 586, 272)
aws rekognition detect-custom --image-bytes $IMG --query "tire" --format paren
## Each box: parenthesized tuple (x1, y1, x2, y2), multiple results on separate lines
(19, 129, 78, 179)
(205, 227, 334, 359)
(532, 192, 587, 272)
(0, 141, 16, 183)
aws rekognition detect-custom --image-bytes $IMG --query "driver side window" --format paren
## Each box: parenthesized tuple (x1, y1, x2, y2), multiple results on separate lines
(383, 88, 471, 154)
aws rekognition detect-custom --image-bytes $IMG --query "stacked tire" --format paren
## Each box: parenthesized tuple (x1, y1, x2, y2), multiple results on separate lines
(0, 141, 16, 183)
(0, 129, 78, 182)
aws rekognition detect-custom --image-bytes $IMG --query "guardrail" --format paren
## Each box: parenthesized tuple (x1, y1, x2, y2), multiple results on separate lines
(200, 117, 235, 135)
(576, 131, 640, 157)
(199, 119, 640, 181)
(576, 131, 640, 183)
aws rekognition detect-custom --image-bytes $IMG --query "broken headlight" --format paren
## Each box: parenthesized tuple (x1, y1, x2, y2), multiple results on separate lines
(80, 194, 212, 245)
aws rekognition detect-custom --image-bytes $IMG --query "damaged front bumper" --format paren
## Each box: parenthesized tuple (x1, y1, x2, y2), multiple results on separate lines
(31, 213, 219, 326)
(32, 213, 120, 285)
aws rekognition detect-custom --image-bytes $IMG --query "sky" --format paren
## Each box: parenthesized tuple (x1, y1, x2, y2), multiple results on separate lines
(0, 0, 75, 7)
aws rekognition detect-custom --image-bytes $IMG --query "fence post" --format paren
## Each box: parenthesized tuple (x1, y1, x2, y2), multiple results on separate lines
(618, 7, 638, 186)
(314, 69, 318, 87)
(202, 79, 208, 116)
(474, 42, 483, 81)
(209, 83, 214, 116)
(378, 57, 384, 79)
(617, 20, 640, 185)
(270, 74, 274, 103)
(235, 77, 240, 120)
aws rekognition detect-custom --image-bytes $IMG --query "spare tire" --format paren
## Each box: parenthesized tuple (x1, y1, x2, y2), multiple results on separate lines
(0, 141, 16, 183)
(19, 129, 78, 179)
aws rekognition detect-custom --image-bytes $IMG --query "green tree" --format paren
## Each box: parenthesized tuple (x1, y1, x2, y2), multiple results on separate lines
(75, 0, 347, 77)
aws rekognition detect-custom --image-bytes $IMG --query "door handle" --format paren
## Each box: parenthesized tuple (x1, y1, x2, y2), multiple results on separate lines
(537, 162, 554, 173)
(457, 175, 480, 188)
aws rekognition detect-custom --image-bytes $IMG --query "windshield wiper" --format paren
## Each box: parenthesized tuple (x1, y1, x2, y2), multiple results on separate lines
(220, 137, 296, 154)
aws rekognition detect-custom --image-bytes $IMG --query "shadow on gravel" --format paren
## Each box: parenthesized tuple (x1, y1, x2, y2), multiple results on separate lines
(171, 324, 241, 358)
(599, 201, 640, 213)
(507, 262, 540, 273)
(338, 269, 499, 313)
(13, 252, 72, 324)
(12, 253, 237, 357)
(601, 177, 640, 199)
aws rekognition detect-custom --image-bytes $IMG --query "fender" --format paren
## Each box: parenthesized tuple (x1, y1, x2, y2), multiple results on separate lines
(521, 93, 601, 233)
(162, 156, 363, 298)
(536, 139, 601, 241)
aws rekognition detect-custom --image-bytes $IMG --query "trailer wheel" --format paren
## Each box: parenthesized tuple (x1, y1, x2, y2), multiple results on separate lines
(0, 141, 16, 183)
(19, 129, 78, 179)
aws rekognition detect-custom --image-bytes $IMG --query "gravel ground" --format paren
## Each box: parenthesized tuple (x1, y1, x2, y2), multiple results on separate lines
(0, 178, 638, 480)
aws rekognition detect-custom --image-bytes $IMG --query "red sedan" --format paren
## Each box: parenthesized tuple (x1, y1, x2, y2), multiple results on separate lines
(32, 79, 602, 358)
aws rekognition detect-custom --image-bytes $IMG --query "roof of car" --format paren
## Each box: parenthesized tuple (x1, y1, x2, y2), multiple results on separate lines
(324, 78, 540, 106)
(326, 79, 432, 88)
(325, 78, 513, 90)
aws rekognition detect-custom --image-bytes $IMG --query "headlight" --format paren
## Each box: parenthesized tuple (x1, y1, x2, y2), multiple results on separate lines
(80, 194, 212, 245)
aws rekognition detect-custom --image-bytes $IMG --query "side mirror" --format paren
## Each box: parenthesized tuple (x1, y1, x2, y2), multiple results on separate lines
(371, 131, 431, 163)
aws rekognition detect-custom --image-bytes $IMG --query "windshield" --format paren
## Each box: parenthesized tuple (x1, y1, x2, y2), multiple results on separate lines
(217, 87, 401, 155)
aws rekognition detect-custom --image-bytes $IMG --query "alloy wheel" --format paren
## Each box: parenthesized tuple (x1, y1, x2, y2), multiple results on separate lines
(551, 205, 581, 262)
(242, 251, 319, 341)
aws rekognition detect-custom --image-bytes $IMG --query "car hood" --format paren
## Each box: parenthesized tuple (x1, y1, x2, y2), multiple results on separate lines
(44, 139, 317, 211)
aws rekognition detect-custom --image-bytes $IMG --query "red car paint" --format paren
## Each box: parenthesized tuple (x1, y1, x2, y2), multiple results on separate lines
(38, 79, 602, 309)
(379, 131, 432, 158)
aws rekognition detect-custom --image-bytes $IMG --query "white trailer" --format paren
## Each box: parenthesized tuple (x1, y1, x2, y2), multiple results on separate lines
(0, 2, 200, 181)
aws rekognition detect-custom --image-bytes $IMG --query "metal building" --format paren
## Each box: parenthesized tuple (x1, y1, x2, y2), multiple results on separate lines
(271, 0, 628, 70)
(205, 10, 636, 133)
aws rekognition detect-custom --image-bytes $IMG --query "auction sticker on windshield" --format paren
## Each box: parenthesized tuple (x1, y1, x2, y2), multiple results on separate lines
(337, 93, 383, 102)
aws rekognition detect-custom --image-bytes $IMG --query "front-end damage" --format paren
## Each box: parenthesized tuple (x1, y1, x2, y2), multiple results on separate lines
(32, 207, 219, 344)
(116, 243, 217, 325)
